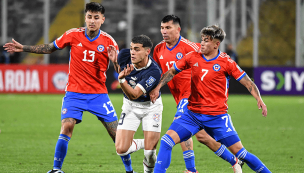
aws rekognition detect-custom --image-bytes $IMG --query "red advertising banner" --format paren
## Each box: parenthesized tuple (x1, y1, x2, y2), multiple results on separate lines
(0, 65, 69, 93)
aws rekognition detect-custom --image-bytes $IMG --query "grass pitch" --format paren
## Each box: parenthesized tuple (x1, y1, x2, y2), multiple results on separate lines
(0, 94, 303, 172)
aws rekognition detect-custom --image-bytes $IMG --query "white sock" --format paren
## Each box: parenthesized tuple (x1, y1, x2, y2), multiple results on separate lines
(143, 149, 157, 172)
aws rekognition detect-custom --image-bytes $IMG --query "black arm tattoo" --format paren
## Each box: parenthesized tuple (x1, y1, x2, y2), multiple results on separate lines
(23, 43, 56, 54)
(243, 75, 261, 97)
(158, 71, 175, 88)
(101, 120, 118, 142)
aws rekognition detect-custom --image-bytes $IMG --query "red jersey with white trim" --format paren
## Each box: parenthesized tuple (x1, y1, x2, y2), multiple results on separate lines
(174, 51, 246, 115)
(53, 27, 119, 94)
(153, 36, 200, 105)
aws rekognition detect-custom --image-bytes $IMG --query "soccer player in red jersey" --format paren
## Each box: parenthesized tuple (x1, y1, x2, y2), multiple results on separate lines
(150, 25, 271, 173)
(153, 15, 242, 173)
(4, 2, 140, 173)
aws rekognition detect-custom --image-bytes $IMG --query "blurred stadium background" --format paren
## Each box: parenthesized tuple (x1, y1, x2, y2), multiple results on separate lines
(0, 0, 304, 172)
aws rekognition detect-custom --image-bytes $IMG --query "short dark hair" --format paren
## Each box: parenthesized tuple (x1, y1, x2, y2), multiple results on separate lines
(200, 25, 226, 42)
(161, 15, 181, 27)
(85, 2, 105, 14)
(131, 35, 153, 49)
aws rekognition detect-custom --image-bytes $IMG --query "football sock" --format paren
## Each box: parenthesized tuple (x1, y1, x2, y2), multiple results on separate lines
(236, 148, 271, 173)
(154, 134, 175, 173)
(215, 144, 237, 166)
(120, 154, 133, 172)
(143, 149, 157, 172)
(183, 150, 196, 172)
(53, 134, 70, 170)
(117, 139, 144, 156)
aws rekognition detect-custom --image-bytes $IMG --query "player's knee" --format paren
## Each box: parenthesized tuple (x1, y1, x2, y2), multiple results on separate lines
(116, 146, 129, 155)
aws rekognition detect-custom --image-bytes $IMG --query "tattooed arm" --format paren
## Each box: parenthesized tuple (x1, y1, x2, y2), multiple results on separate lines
(3, 39, 56, 54)
(239, 74, 267, 117)
(149, 66, 178, 103)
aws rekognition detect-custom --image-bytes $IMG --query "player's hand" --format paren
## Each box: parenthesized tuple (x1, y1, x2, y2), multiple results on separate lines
(107, 45, 118, 63)
(149, 87, 160, 104)
(3, 39, 23, 53)
(257, 99, 267, 117)
(118, 64, 134, 79)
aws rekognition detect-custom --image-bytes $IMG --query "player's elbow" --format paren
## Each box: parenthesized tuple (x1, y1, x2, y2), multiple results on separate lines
(127, 94, 140, 100)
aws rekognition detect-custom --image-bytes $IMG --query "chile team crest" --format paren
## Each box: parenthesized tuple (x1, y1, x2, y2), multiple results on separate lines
(176, 52, 183, 60)
(213, 64, 221, 71)
(97, 45, 105, 52)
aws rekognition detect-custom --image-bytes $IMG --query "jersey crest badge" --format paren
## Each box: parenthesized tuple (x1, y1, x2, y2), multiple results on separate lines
(146, 76, 156, 87)
(153, 113, 161, 122)
(213, 64, 221, 72)
(176, 52, 183, 60)
(97, 45, 105, 52)
(62, 108, 67, 115)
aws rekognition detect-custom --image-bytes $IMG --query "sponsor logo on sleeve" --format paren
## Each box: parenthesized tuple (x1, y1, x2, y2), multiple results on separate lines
(146, 76, 156, 87)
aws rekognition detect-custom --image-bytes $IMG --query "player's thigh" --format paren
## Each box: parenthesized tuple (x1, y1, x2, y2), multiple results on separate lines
(116, 129, 136, 152)
(88, 94, 118, 122)
(142, 99, 163, 133)
(143, 131, 161, 150)
(174, 98, 188, 120)
(61, 92, 86, 124)
(202, 114, 238, 142)
(117, 104, 141, 131)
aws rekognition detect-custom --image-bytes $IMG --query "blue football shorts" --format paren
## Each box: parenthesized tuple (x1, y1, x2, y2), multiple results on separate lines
(174, 98, 188, 120)
(61, 91, 118, 124)
(173, 106, 238, 142)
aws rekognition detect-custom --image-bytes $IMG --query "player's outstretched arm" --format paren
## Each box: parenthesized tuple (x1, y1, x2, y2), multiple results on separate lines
(3, 39, 56, 54)
(149, 66, 178, 103)
(239, 74, 267, 117)
(107, 45, 120, 73)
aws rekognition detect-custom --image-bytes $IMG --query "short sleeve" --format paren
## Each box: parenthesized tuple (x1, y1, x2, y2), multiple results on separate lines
(53, 29, 75, 50)
(174, 52, 192, 73)
(227, 58, 246, 81)
(136, 69, 161, 94)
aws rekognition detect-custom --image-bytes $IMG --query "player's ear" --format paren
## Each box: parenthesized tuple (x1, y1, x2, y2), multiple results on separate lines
(101, 16, 105, 24)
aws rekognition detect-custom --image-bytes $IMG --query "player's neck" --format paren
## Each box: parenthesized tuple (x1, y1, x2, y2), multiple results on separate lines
(86, 29, 99, 39)
(204, 50, 219, 60)
(166, 36, 180, 48)
(134, 56, 149, 69)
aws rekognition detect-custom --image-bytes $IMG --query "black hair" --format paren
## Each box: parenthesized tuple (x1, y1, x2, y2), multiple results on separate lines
(85, 2, 105, 14)
(200, 25, 226, 42)
(131, 35, 153, 49)
(161, 15, 181, 27)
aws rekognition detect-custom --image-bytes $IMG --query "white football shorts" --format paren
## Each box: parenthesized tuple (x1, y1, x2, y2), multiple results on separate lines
(117, 97, 163, 132)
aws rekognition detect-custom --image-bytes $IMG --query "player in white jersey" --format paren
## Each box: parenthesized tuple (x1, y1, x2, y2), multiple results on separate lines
(108, 35, 163, 173)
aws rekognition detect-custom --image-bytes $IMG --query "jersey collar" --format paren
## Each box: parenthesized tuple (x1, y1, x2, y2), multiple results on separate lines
(202, 50, 221, 62)
(166, 35, 181, 51)
(85, 28, 101, 42)
(133, 58, 152, 71)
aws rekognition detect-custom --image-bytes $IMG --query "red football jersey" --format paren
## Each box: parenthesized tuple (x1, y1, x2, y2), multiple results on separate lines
(153, 36, 200, 105)
(174, 51, 246, 115)
(53, 27, 119, 94)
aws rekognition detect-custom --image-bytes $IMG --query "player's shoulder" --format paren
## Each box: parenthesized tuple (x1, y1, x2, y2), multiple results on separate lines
(154, 40, 166, 50)
(99, 30, 118, 46)
(117, 48, 131, 66)
(179, 37, 200, 50)
(219, 51, 235, 63)
(148, 58, 163, 75)
(65, 27, 85, 35)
